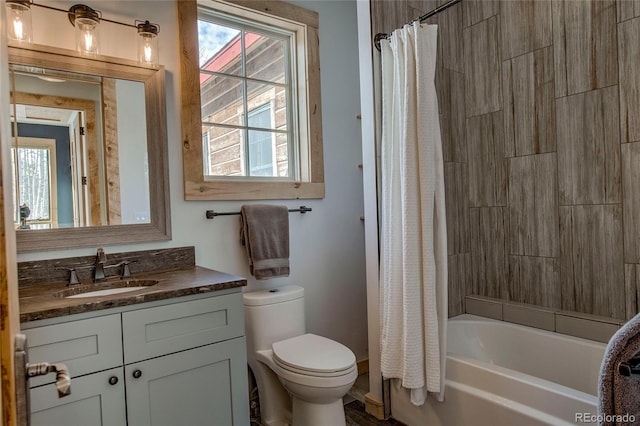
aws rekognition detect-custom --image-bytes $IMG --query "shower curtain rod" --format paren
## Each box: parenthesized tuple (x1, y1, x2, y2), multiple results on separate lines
(373, 0, 462, 52)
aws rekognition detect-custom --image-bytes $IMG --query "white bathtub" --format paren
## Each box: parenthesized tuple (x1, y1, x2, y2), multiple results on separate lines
(390, 314, 607, 426)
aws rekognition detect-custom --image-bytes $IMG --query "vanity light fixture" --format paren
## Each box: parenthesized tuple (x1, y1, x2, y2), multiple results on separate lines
(10, 2, 160, 65)
(5, 0, 33, 43)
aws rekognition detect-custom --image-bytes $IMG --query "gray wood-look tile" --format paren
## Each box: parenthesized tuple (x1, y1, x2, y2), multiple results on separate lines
(463, 0, 499, 28)
(438, 69, 466, 162)
(464, 16, 502, 117)
(500, 0, 552, 60)
(407, 0, 441, 12)
(502, 46, 555, 157)
(553, 0, 618, 97)
(559, 206, 576, 313)
(617, 0, 640, 22)
(555, 314, 620, 342)
(465, 295, 503, 320)
(508, 255, 560, 309)
(502, 301, 556, 331)
(470, 207, 507, 299)
(370, 0, 410, 36)
(445, 163, 470, 254)
(437, 2, 464, 73)
(622, 142, 640, 263)
(467, 111, 507, 207)
(449, 253, 471, 317)
(559, 205, 624, 318)
(618, 17, 640, 143)
(508, 153, 559, 257)
(556, 86, 621, 205)
(624, 264, 640, 320)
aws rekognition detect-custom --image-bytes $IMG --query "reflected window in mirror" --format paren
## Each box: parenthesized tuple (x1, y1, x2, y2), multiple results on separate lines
(11, 138, 57, 229)
(179, 0, 325, 200)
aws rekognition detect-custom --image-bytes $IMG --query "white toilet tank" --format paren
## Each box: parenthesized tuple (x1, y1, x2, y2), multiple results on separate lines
(244, 285, 306, 353)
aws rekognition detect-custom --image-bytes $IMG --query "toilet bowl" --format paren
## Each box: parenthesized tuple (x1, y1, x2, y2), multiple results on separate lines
(244, 286, 357, 426)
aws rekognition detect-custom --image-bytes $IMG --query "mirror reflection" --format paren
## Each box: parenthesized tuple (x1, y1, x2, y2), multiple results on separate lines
(9, 65, 150, 229)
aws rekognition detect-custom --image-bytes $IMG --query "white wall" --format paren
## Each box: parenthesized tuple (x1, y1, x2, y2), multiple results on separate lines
(15, 0, 368, 360)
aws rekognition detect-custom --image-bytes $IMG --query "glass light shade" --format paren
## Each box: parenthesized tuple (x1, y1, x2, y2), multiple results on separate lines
(70, 5, 101, 55)
(6, 1, 32, 43)
(75, 17, 99, 55)
(136, 21, 159, 66)
(138, 33, 158, 66)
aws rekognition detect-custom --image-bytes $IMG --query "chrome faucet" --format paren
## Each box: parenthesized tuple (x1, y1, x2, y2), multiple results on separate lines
(93, 248, 107, 282)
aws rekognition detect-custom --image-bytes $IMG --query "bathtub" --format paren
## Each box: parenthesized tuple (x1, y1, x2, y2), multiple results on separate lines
(389, 314, 607, 426)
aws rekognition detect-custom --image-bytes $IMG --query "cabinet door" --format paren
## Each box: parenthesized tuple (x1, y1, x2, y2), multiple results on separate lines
(30, 367, 126, 426)
(126, 337, 249, 426)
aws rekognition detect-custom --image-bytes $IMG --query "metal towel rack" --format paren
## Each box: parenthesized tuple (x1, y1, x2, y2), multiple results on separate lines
(205, 206, 312, 219)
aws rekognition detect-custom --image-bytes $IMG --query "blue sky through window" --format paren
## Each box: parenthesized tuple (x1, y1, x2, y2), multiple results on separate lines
(198, 20, 241, 67)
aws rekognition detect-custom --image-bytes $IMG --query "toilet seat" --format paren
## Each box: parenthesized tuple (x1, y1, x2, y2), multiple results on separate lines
(272, 333, 356, 377)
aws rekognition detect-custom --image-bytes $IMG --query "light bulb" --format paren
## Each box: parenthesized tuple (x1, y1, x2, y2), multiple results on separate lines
(144, 45, 152, 63)
(83, 30, 94, 52)
(13, 18, 23, 40)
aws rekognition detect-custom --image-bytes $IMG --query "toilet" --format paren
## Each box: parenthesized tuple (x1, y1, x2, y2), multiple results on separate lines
(243, 285, 358, 426)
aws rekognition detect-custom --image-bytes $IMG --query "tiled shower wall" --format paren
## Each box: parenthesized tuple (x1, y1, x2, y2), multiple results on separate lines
(371, 0, 640, 320)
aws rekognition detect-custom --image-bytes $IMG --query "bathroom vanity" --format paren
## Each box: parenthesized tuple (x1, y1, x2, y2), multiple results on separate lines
(18, 255, 250, 426)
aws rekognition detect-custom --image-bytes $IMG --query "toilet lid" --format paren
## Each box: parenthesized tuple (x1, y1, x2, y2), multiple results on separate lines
(272, 333, 356, 374)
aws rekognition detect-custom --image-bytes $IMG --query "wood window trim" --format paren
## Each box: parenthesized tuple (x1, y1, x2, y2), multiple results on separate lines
(178, 0, 325, 200)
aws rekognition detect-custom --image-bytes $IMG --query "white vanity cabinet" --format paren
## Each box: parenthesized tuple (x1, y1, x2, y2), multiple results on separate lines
(22, 290, 250, 426)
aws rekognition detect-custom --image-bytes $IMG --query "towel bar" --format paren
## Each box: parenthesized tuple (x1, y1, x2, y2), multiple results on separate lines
(618, 358, 640, 376)
(206, 206, 312, 219)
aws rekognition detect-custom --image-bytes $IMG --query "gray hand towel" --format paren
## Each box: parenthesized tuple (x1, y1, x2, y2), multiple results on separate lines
(240, 204, 290, 280)
(598, 312, 640, 425)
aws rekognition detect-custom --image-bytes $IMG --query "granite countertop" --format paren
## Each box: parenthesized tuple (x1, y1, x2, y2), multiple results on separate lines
(19, 266, 247, 323)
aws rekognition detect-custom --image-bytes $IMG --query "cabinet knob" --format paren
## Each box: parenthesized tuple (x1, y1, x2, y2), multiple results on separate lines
(108, 376, 118, 385)
(132, 369, 142, 379)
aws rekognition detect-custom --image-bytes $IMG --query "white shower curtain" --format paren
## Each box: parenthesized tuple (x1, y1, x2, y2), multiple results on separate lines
(379, 22, 448, 406)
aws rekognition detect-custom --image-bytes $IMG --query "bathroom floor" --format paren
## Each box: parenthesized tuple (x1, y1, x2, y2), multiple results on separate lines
(250, 371, 404, 425)
(344, 373, 406, 426)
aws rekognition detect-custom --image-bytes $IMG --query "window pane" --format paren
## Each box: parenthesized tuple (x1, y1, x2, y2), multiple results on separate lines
(247, 82, 287, 130)
(247, 129, 274, 177)
(198, 20, 242, 76)
(16, 147, 51, 221)
(203, 126, 244, 176)
(245, 32, 286, 84)
(201, 75, 245, 126)
(275, 132, 290, 177)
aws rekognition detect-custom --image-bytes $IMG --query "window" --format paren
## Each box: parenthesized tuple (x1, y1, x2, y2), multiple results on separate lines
(179, 0, 324, 200)
(198, 12, 290, 178)
(11, 138, 58, 229)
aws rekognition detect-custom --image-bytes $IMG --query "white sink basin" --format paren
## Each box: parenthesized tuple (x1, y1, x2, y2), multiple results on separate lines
(55, 279, 159, 299)
(65, 286, 150, 298)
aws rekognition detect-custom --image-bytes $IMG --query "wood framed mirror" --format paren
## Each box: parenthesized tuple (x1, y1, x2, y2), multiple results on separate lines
(8, 42, 170, 252)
